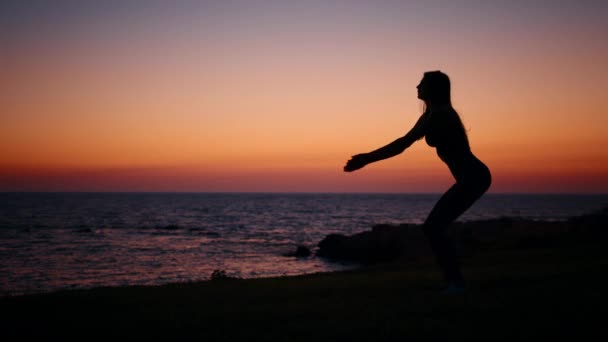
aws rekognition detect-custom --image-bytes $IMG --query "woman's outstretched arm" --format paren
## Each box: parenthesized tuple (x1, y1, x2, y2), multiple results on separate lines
(344, 113, 427, 172)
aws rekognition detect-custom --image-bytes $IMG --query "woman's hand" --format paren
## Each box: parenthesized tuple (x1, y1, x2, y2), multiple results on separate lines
(344, 153, 370, 172)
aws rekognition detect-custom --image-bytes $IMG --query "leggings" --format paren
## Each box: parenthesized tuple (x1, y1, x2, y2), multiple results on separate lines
(422, 164, 491, 284)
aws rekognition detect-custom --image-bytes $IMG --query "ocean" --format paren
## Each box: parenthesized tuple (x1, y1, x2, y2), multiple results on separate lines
(1, 192, 607, 296)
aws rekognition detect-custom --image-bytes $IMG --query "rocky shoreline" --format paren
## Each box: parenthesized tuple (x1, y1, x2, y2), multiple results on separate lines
(316, 207, 608, 263)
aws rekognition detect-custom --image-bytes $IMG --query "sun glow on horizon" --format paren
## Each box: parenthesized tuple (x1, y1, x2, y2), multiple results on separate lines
(1, 1, 607, 193)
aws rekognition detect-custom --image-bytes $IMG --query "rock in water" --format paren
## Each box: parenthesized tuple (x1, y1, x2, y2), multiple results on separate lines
(317, 224, 428, 263)
(317, 206, 608, 264)
(284, 245, 312, 258)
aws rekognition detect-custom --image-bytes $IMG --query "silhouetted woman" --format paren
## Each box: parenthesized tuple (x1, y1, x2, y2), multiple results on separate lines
(344, 71, 491, 293)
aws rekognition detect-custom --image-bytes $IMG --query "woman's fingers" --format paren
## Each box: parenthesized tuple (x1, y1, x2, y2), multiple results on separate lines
(344, 160, 354, 172)
(344, 158, 362, 172)
(344, 153, 367, 172)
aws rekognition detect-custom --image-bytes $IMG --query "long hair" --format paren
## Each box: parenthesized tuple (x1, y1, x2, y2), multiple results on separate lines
(422, 71, 469, 146)
(423, 70, 452, 106)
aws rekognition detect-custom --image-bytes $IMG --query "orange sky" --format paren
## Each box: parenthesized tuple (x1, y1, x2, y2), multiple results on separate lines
(1, 2, 607, 192)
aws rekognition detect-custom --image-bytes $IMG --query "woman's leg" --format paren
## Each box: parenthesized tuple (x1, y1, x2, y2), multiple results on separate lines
(423, 182, 488, 285)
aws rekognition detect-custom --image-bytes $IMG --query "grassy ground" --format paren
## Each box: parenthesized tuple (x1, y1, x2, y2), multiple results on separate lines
(3, 238, 608, 341)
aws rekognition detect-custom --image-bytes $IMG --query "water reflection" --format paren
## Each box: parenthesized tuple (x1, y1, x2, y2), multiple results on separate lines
(1, 193, 606, 296)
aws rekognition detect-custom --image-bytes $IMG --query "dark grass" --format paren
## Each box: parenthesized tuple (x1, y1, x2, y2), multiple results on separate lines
(2, 239, 607, 341)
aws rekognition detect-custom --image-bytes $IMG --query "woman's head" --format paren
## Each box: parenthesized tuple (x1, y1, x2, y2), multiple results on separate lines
(417, 71, 451, 106)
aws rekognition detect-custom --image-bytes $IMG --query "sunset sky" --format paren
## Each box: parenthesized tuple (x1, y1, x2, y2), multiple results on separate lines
(1, 1, 607, 193)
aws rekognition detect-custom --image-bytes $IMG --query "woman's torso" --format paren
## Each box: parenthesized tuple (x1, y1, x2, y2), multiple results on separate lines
(424, 110, 491, 185)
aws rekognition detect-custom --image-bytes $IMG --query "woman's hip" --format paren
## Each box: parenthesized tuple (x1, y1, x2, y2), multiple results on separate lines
(454, 158, 491, 191)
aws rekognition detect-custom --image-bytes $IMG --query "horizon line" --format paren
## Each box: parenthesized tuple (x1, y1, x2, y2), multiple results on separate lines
(2, 191, 607, 196)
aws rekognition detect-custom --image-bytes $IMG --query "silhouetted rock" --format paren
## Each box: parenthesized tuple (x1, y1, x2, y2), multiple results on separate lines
(284, 245, 312, 258)
(317, 207, 608, 264)
(317, 224, 428, 263)
(162, 224, 181, 230)
(210, 269, 239, 281)
(567, 207, 608, 232)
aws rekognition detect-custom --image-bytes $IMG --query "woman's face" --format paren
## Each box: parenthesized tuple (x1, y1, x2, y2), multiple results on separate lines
(416, 78, 428, 100)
